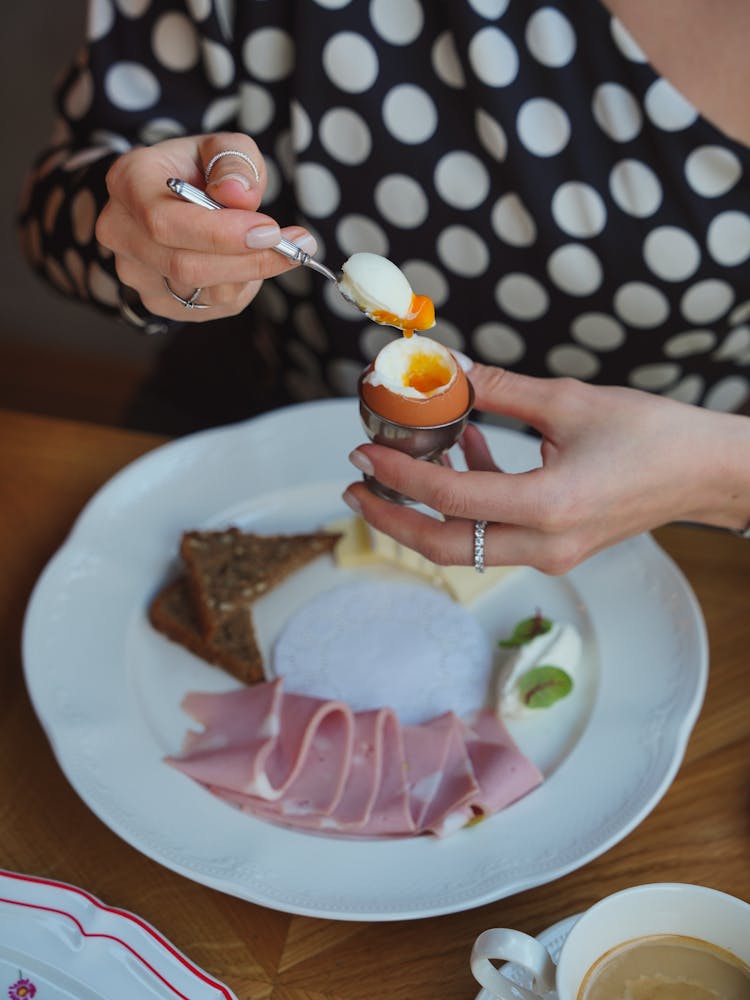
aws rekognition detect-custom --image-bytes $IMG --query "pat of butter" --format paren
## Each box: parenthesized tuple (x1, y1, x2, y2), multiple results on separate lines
(326, 515, 380, 568)
(328, 516, 517, 603)
(437, 562, 518, 604)
(369, 528, 443, 582)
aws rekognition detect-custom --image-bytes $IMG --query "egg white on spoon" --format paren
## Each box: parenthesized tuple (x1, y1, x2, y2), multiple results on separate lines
(339, 252, 435, 332)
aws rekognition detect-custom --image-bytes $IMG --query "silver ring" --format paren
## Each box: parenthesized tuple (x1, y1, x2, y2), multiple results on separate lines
(204, 149, 260, 184)
(473, 520, 488, 574)
(162, 276, 210, 310)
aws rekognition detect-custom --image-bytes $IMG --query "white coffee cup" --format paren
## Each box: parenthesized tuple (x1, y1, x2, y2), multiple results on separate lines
(470, 882, 750, 1000)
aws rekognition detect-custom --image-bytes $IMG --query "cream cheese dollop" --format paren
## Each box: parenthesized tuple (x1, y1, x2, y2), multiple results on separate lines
(497, 621, 582, 719)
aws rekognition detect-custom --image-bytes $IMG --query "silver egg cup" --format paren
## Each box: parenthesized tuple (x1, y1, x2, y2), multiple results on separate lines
(357, 372, 475, 504)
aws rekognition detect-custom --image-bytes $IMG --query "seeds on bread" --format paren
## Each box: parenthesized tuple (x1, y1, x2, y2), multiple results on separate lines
(149, 576, 267, 684)
(149, 527, 339, 684)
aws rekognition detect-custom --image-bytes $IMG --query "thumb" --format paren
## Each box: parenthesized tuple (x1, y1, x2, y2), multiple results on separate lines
(201, 134, 264, 210)
(468, 362, 556, 431)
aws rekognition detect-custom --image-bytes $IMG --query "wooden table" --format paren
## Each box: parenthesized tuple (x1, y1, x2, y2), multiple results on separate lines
(1, 407, 749, 1000)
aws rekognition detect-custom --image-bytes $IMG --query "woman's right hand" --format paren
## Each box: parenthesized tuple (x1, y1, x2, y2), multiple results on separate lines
(95, 132, 317, 321)
(344, 364, 750, 574)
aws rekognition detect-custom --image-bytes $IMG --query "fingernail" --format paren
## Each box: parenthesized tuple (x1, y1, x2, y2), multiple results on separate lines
(348, 448, 374, 476)
(342, 488, 362, 514)
(452, 348, 474, 372)
(294, 232, 318, 255)
(245, 224, 282, 249)
(207, 171, 251, 192)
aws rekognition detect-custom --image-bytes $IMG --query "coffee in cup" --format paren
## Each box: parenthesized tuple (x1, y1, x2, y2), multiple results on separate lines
(578, 932, 750, 999)
(470, 883, 750, 1000)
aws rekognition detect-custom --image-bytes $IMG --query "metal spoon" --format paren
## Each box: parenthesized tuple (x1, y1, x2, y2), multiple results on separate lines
(166, 176, 343, 285)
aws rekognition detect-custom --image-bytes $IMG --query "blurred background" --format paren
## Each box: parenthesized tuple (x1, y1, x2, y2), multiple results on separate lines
(1, 0, 163, 425)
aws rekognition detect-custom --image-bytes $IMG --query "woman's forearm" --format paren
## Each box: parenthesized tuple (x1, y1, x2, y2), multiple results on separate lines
(16, 0, 235, 330)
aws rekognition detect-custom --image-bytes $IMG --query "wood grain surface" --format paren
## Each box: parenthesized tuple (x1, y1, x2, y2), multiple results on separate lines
(1, 407, 748, 1000)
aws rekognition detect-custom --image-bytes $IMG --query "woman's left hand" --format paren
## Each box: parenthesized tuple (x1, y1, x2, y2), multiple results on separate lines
(343, 363, 750, 574)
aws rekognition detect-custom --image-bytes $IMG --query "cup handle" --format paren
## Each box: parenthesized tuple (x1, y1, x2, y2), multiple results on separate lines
(470, 928, 557, 1000)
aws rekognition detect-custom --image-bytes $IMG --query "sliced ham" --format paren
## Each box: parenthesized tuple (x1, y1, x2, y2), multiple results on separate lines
(402, 713, 479, 833)
(261, 691, 354, 811)
(171, 680, 284, 795)
(462, 710, 544, 816)
(215, 707, 419, 837)
(181, 679, 283, 753)
(327, 708, 391, 827)
(167, 679, 542, 838)
(354, 708, 415, 836)
(168, 680, 355, 811)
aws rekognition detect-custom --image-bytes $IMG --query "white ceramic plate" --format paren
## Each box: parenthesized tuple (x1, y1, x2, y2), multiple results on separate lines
(23, 399, 707, 921)
(0, 869, 236, 999)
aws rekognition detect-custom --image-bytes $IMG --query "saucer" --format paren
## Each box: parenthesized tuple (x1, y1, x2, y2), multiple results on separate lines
(474, 913, 581, 998)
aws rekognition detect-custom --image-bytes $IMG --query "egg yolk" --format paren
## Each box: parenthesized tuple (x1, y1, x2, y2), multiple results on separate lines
(360, 355, 470, 427)
(371, 294, 435, 336)
(403, 351, 453, 394)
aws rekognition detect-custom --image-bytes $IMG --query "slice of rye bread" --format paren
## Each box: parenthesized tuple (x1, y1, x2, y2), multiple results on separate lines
(148, 576, 266, 684)
(180, 527, 340, 641)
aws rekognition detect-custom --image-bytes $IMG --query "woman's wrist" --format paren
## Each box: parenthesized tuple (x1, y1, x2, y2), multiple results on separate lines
(685, 408, 750, 535)
(118, 284, 173, 335)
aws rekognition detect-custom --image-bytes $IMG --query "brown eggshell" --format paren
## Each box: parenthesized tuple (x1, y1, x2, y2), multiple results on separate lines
(360, 362, 471, 427)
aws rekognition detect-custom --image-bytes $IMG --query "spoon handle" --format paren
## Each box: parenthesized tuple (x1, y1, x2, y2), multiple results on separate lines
(166, 178, 223, 210)
(166, 178, 338, 282)
(274, 238, 338, 282)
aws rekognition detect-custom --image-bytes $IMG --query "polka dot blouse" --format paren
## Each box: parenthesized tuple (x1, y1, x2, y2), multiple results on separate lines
(18, 0, 750, 413)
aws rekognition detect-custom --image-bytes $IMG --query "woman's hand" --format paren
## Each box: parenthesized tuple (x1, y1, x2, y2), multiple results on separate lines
(96, 132, 317, 321)
(343, 363, 750, 574)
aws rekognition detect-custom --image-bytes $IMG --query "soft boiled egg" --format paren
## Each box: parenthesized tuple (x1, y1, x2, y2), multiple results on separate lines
(360, 335, 472, 427)
(339, 252, 435, 333)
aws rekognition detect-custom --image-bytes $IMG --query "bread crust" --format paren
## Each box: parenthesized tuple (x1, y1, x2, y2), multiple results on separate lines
(179, 528, 339, 640)
(148, 576, 266, 683)
(149, 527, 340, 684)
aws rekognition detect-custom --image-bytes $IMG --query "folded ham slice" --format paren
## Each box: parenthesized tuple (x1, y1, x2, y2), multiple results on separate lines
(402, 713, 480, 835)
(166, 679, 543, 838)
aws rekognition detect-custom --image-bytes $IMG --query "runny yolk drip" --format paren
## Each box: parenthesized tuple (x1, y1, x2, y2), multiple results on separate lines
(370, 294, 435, 338)
(402, 294, 435, 337)
(402, 351, 453, 395)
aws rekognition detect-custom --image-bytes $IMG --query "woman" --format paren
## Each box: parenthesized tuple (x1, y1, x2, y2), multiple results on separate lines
(18, 0, 750, 569)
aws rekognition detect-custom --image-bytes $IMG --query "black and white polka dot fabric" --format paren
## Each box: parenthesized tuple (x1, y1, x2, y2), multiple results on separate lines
(19, 0, 750, 414)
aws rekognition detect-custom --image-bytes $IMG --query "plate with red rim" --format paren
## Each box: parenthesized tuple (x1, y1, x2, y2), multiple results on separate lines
(0, 869, 237, 1000)
(22, 399, 708, 921)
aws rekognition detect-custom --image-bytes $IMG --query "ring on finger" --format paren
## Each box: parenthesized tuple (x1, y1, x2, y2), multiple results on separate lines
(204, 149, 260, 184)
(163, 276, 210, 309)
(473, 519, 489, 574)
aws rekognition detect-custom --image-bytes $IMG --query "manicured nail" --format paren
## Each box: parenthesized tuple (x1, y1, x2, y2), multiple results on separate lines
(452, 348, 474, 372)
(342, 488, 362, 513)
(245, 224, 282, 249)
(294, 232, 318, 254)
(348, 448, 374, 476)
(207, 171, 251, 191)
